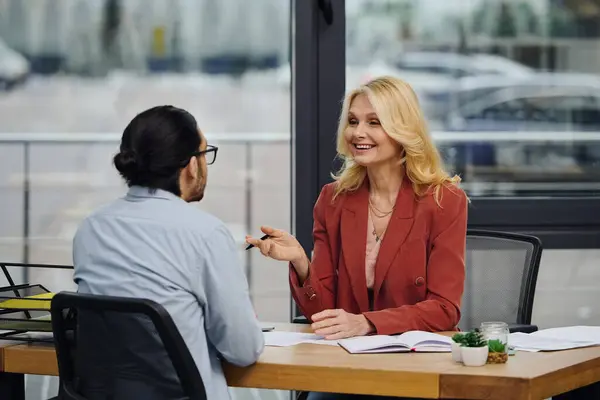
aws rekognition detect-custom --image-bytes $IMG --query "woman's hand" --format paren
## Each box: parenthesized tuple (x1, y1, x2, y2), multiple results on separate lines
(310, 309, 375, 340)
(245, 226, 308, 276)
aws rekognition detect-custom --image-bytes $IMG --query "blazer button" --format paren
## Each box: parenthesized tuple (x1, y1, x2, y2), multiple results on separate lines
(306, 287, 316, 300)
(415, 277, 425, 287)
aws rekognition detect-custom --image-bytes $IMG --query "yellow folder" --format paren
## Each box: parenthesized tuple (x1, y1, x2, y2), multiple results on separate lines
(0, 292, 54, 310)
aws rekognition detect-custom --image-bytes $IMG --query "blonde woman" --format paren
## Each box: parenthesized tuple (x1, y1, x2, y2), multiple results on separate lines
(247, 75, 468, 343)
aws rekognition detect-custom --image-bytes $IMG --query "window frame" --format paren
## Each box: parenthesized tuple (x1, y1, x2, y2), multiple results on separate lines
(292, 0, 345, 320)
(467, 197, 600, 249)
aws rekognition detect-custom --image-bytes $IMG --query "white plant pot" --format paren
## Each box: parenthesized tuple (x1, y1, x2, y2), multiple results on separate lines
(460, 346, 489, 367)
(451, 342, 462, 363)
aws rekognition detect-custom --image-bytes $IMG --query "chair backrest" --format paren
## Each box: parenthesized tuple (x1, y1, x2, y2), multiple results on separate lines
(51, 291, 207, 400)
(459, 229, 542, 331)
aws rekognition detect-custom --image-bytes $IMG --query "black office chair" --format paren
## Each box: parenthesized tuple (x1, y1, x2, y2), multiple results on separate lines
(50, 291, 207, 400)
(459, 229, 542, 333)
(292, 229, 542, 334)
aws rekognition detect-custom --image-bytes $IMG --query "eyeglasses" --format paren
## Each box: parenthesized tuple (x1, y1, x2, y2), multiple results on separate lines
(191, 145, 218, 165)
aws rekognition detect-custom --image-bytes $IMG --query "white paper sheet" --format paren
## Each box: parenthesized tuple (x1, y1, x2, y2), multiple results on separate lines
(530, 326, 600, 343)
(509, 326, 600, 352)
(263, 331, 340, 347)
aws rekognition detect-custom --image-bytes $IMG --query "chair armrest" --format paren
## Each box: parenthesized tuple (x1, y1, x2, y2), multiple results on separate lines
(508, 323, 538, 333)
(292, 316, 310, 324)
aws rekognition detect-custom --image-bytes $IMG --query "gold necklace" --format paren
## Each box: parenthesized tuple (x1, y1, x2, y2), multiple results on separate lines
(369, 209, 388, 242)
(373, 228, 383, 242)
(368, 198, 395, 217)
(369, 204, 393, 219)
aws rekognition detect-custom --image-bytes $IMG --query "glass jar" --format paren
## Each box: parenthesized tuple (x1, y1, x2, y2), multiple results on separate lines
(480, 321, 509, 364)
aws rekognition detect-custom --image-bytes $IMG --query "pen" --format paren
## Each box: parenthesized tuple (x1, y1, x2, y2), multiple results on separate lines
(245, 234, 271, 250)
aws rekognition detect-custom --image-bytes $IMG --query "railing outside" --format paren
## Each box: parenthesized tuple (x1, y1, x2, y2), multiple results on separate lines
(0, 133, 291, 311)
(1, 130, 600, 319)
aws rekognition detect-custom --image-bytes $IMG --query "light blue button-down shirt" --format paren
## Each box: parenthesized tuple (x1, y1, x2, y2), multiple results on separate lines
(73, 186, 264, 399)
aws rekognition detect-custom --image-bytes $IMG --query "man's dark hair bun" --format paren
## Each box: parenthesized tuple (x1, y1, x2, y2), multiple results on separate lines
(113, 150, 139, 176)
(113, 105, 201, 194)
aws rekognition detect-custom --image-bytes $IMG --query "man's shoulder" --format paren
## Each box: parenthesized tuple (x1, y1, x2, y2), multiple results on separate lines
(77, 198, 120, 226)
(80, 196, 227, 238)
(169, 204, 241, 252)
(178, 205, 226, 234)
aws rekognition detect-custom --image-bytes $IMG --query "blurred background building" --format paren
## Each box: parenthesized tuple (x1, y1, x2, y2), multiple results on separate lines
(1, 0, 599, 399)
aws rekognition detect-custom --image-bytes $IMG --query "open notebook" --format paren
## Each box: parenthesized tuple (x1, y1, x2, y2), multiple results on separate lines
(338, 331, 453, 354)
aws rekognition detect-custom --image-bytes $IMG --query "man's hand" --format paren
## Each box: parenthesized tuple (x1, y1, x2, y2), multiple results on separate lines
(310, 309, 375, 340)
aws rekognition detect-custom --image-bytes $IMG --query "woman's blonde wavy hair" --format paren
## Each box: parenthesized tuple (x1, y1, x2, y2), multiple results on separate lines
(332, 75, 462, 206)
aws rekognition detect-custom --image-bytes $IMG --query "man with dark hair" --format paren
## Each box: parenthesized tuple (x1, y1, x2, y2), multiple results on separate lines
(72, 105, 264, 399)
(113, 105, 209, 200)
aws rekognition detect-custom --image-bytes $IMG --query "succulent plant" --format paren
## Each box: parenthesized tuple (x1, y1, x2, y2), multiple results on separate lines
(487, 339, 506, 353)
(461, 329, 487, 348)
(452, 332, 466, 344)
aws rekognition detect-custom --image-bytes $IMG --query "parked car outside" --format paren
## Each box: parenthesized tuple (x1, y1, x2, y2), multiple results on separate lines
(0, 38, 29, 91)
(425, 73, 600, 193)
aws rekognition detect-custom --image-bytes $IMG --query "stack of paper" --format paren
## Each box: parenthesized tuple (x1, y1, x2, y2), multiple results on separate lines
(509, 326, 600, 352)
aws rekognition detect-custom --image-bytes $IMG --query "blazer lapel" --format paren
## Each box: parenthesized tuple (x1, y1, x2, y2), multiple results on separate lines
(340, 182, 370, 311)
(373, 176, 415, 297)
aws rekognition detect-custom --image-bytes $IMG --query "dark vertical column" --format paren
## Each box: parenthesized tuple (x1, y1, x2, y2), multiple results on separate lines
(292, 0, 345, 320)
(23, 142, 30, 286)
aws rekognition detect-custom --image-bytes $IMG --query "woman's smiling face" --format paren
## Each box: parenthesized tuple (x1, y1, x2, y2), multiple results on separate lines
(344, 93, 402, 167)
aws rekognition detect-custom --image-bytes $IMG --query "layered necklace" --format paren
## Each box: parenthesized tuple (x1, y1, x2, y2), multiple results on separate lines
(368, 196, 395, 242)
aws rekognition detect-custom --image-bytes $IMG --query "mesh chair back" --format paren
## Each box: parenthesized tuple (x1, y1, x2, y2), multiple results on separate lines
(51, 291, 207, 400)
(459, 230, 542, 331)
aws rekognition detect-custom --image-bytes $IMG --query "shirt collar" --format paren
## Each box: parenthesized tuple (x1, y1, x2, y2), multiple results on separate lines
(125, 186, 184, 203)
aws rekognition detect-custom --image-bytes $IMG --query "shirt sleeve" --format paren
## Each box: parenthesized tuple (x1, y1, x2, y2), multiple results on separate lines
(196, 223, 264, 367)
(289, 183, 337, 319)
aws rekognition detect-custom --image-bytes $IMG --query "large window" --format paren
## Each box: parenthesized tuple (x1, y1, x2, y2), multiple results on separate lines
(345, 0, 600, 328)
(346, 0, 600, 199)
(0, 1, 291, 398)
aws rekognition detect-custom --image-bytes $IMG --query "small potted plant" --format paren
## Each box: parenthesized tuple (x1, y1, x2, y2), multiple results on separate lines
(451, 333, 465, 363)
(487, 339, 508, 364)
(460, 329, 489, 367)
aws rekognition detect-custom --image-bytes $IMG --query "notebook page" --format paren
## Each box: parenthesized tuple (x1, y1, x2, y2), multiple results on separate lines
(338, 335, 408, 353)
(411, 346, 452, 353)
(397, 331, 453, 348)
(342, 345, 411, 354)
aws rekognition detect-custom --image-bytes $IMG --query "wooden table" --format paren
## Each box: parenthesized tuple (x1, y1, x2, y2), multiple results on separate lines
(1, 323, 600, 399)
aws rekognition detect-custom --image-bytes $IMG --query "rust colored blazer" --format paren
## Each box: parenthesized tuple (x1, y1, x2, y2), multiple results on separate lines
(290, 177, 468, 335)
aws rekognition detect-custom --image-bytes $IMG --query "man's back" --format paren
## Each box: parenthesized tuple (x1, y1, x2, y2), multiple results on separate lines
(73, 186, 264, 399)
